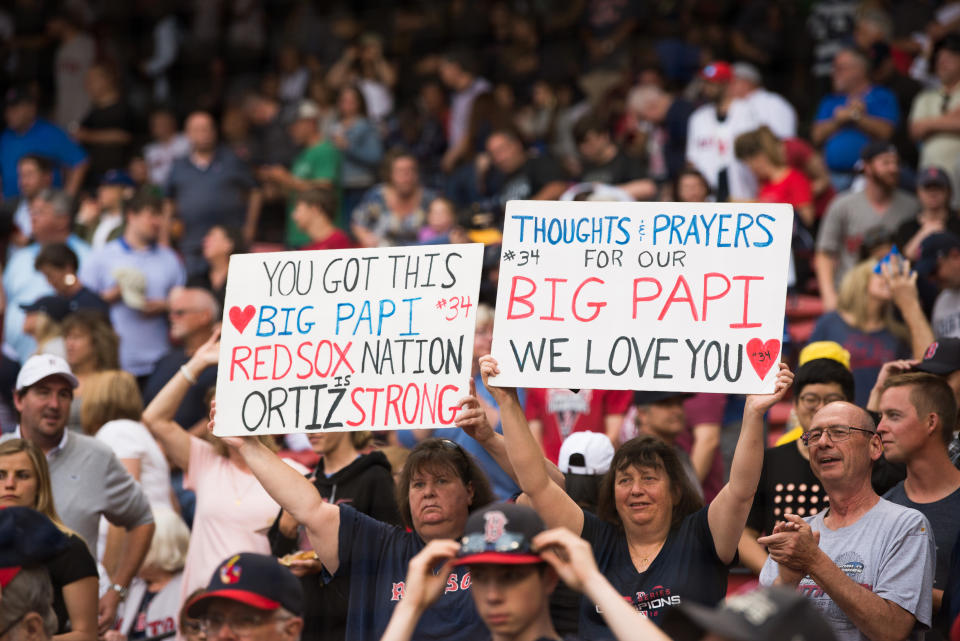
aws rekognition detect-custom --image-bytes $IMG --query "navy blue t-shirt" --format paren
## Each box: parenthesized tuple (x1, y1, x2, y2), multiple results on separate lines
(580, 507, 728, 639)
(333, 504, 485, 641)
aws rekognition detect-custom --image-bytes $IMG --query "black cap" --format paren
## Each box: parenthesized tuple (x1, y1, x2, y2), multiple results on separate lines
(918, 166, 951, 190)
(633, 390, 693, 406)
(916, 231, 960, 276)
(20, 296, 72, 322)
(860, 141, 897, 162)
(662, 587, 838, 641)
(455, 503, 545, 566)
(187, 553, 303, 617)
(915, 338, 960, 376)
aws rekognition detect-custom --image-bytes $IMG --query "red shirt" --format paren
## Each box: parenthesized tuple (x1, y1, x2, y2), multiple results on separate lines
(783, 137, 836, 218)
(524, 388, 633, 464)
(758, 167, 812, 211)
(302, 229, 355, 251)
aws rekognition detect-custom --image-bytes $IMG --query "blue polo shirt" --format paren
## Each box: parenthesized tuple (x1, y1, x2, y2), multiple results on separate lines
(815, 86, 899, 171)
(79, 237, 185, 376)
(0, 119, 87, 197)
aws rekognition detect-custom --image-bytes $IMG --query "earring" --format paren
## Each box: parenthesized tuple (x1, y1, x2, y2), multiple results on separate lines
(64, 274, 77, 286)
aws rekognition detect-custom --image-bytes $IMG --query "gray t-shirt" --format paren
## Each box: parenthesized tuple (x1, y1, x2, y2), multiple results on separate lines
(759, 497, 934, 641)
(816, 190, 920, 287)
(931, 288, 960, 339)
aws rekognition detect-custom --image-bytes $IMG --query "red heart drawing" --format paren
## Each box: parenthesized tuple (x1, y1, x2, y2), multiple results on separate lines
(746, 338, 781, 380)
(229, 305, 256, 334)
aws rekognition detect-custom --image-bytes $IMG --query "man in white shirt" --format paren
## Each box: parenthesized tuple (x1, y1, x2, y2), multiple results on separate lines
(729, 62, 798, 139)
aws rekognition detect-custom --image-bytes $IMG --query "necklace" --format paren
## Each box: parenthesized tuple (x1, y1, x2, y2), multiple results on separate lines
(229, 465, 258, 505)
(629, 539, 666, 572)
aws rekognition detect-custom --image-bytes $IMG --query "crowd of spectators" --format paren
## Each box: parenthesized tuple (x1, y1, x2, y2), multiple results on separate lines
(3, 1, 960, 641)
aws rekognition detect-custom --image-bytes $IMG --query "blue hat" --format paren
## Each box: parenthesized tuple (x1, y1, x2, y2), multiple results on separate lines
(100, 169, 135, 187)
(456, 503, 545, 566)
(186, 553, 303, 617)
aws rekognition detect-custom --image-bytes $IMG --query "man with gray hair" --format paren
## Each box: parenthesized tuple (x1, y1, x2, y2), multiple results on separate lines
(626, 85, 693, 184)
(2, 187, 90, 362)
(728, 61, 797, 139)
(759, 401, 935, 641)
(143, 286, 219, 434)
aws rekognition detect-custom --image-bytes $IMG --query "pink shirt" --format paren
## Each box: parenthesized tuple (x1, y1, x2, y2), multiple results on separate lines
(179, 438, 306, 606)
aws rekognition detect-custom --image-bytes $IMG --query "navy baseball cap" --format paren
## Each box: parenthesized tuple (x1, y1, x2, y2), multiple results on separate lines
(456, 503, 545, 566)
(860, 141, 897, 162)
(916, 232, 960, 276)
(919, 166, 951, 190)
(634, 390, 693, 405)
(0, 506, 69, 588)
(100, 169, 135, 187)
(20, 295, 72, 322)
(915, 338, 960, 376)
(186, 553, 303, 617)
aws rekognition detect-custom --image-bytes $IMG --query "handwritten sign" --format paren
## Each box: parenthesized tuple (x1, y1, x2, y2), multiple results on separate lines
(214, 244, 484, 436)
(490, 201, 792, 393)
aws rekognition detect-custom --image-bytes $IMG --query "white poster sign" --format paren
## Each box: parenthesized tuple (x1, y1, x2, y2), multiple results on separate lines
(214, 244, 484, 436)
(491, 201, 792, 393)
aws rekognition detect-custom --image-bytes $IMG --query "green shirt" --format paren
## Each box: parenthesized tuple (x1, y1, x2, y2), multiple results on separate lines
(286, 140, 341, 248)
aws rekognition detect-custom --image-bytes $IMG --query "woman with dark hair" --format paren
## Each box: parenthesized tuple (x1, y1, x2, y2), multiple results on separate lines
(331, 85, 383, 219)
(186, 224, 246, 310)
(479, 354, 793, 638)
(60, 310, 120, 431)
(214, 408, 500, 641)
(351, 151, 437, 248)
(674, 168, 712, 203)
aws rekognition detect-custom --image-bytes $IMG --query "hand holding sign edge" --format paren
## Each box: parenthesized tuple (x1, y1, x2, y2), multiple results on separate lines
(744, 363, 793, 415)
(478, 354, 519, 406)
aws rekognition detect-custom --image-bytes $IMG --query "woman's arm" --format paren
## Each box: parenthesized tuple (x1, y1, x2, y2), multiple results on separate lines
(708, 364, 793, 564)
(56, 576, 99, 641)
(213, 409, 343, 573)
(479, 355, 584, 534)
(379, 540, 460, 641)
(883, 259, 935, 358)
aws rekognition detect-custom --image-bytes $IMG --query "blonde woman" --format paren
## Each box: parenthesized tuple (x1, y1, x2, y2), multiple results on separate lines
(0, 438, 98, 641)
(810, 258, 935, 406)
(141, 330, 307, 606)
(108, 506, 190, 640)
(81, 370, 172, 576)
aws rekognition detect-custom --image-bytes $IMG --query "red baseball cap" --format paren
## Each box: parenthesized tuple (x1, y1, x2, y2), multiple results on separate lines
(700, 62, 732, 83)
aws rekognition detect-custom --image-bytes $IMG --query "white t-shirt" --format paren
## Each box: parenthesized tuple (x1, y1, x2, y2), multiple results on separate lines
(685, 101, 757, 199)
(740, 88, 798, 139)
(95, 419, 172, 561)
(144, 133, 191, 186)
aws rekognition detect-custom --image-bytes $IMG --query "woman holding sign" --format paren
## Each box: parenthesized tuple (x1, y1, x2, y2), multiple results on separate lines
(212, 400, 506, 641)
(479, 354, 793, 639)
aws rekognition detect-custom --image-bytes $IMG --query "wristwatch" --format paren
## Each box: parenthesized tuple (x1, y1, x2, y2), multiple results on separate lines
(109, 583, 128, 600)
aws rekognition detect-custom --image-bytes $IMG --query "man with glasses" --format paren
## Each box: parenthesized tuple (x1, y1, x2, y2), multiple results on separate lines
(877, 372, 960, 639)
(738, 355, 854, 576)
(757, 400, 935, 641)
(186, 552, 303, 641)
(79, 189, 185, 386)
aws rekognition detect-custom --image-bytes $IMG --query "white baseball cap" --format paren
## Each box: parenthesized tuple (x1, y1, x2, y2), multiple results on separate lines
(15, 354, 79, 392)
(558, 432, 615, 476)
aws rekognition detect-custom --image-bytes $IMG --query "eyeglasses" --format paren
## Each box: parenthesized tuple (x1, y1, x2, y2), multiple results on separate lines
(181, 619, 204, 635)
(460, 531, 532, 555)
(801, 425, 876, 446)
(169, 308, 199, 317)
(202, 612, 289, 636)
(797, 393, 846, 410)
